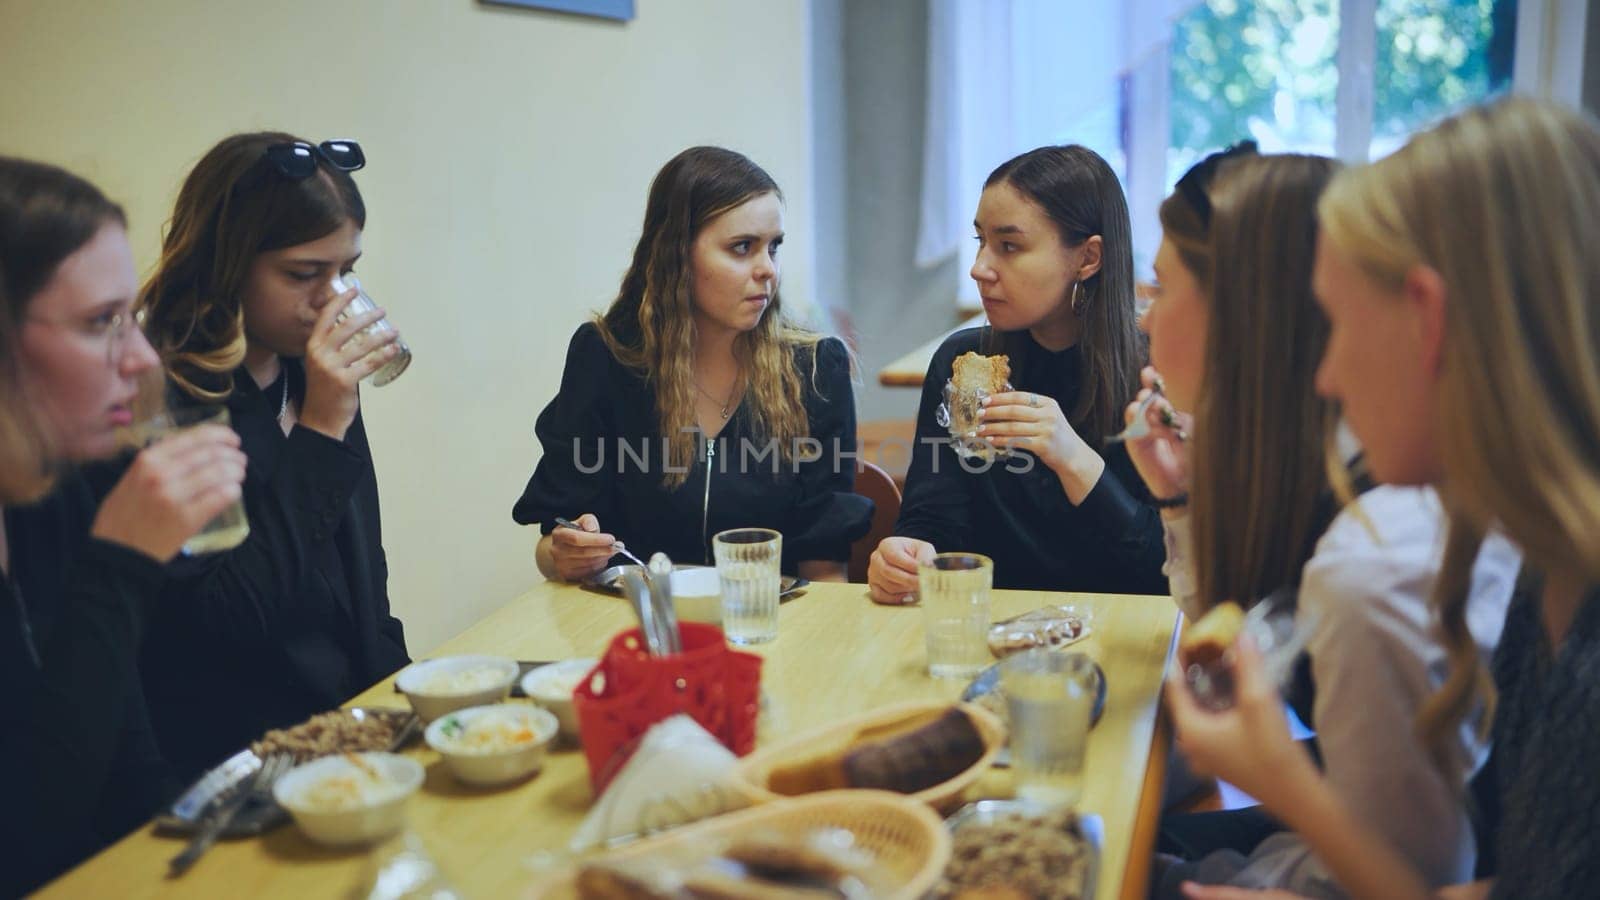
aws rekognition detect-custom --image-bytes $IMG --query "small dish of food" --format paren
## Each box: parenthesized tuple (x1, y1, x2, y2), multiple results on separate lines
(424, 703, 559, 787)
(584, 564, 809, 603)
(156, 707, 421, 837)
(273, 752, 424, 847)
(519, 659, 598, 741)
(395, 655, 520, 722)
(935, 801, 1102, 900)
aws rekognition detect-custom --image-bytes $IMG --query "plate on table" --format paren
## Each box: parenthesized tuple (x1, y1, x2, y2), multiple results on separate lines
(960, 655, 1107, 768)
(154, 707, 420, 837)
(583, 564, 809, 601)
(940, 800, 1102, 899)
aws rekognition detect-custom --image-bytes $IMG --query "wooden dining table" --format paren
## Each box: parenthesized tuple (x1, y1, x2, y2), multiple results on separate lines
(41, 580, 1178, 900)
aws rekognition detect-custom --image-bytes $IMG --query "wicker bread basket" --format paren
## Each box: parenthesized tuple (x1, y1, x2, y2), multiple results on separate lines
(733, 700, 1006, 813)
(529, 789, 951, 899)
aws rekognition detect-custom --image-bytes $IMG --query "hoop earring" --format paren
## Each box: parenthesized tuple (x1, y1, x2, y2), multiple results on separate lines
(1070, 281, 1088, 316)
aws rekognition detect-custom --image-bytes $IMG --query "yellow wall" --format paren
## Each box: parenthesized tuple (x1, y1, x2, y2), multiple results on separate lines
(0, 0, 818, 652)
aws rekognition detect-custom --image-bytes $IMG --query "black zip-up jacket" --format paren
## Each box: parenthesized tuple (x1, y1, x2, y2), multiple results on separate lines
(513, 323, 872, 574)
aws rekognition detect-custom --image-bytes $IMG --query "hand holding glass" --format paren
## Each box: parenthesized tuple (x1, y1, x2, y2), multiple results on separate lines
(920, 553, 993, 678)
(330, 273, 410, 386)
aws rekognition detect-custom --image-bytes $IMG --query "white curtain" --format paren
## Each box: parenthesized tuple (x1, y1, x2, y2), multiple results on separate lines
(916, 0, 1202, 302)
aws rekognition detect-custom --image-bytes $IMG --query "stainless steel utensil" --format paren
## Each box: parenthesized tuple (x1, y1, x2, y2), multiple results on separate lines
(553, 517, 647, 569)
(646, 553, 682, 654)
(169, 752, 294, 875)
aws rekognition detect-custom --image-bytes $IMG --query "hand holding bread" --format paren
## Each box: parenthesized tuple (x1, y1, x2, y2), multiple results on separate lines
(1164, 629, 1322, 823)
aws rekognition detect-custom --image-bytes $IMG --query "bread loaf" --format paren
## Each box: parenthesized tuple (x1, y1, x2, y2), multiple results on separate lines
(951, 352, 1010, 395)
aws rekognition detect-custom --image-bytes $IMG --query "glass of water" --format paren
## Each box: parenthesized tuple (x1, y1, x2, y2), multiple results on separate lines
(713, 528, 782, 644)
(919, 552, 993, 678)
(126, 406, 250, 555)
(1001, 649, 1097, 807)
(330, 273, 411, 386)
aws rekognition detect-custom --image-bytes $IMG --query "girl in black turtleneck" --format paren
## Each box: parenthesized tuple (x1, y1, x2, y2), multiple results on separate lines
(869, 145, 1166, 599)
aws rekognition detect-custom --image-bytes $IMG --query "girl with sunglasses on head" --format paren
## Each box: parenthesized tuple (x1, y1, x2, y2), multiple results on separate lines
(869, 145, 1165, 601)
(0, 157, 246, 894)
(1129, 147, 1517, 899)
(1165, 99, 1600, 900)
(515, 146, 870, 582)
(135, 132, 410, 779)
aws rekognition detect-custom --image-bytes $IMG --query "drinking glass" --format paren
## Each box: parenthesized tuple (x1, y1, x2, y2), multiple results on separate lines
(331, 273, 411, 386)
(713, 528, 782, 644)
(919, 552, 992, 678)
(127, 406, 250, 555)
(1001, 649, 1097, 807)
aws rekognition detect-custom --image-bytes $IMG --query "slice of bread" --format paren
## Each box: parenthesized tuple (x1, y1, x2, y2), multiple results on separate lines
(1181, 601, 1245, 666)
(951, 352, 1010, 395)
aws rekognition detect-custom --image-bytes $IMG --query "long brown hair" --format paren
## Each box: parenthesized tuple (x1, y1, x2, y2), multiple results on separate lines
(979, 145, 1142, 445)
(1161, 154, 1341, 613)
(595, 146, 824, 488)
(138, 131, 366, 401)
(0, 157, 128, 502)
(1319, 98, 1600, 768)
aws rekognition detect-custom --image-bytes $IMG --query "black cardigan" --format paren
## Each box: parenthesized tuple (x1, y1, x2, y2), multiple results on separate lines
(2, 473, 173, 896)
(513, 323, 872, 573)
(894, 327, 1167, 594)
(140, 362, 410, 779)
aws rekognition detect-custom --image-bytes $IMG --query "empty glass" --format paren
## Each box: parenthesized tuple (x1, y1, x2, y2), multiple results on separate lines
(920, 552, 993, 678)
(713, 528, 782, 644)
(331, 273, 411, 386)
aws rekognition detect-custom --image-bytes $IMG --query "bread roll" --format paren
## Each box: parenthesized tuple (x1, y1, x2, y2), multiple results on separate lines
(951, 352, 1010, 395)
(1182, 601, 1245, 666)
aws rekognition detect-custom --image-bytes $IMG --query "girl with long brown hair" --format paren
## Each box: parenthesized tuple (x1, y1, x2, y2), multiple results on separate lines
(1167, 98, 1600, 899)
(514, 146, 869, 582)
(1129, 149, 1518, 897)
(869, 145, 1165, 599)
(0, 157, 244, 894)
(136, 132, 410, 779)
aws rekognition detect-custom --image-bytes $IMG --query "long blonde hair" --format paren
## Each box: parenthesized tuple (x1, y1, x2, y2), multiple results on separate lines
(596, 146, 825, 489)
(1318, 98, 1600, 765)
(1161, 154, 1342, 613)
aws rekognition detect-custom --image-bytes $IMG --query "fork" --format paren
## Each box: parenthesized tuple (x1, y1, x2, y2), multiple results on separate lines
(553, 516, 647, 569)
(169, 752, 295, 876)
(1106, 389, 1188, 444)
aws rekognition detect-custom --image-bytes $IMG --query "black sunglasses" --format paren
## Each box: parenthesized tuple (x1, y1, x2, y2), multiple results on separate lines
(1174, 140, 1258, 227)
(260, 139, 366, 179)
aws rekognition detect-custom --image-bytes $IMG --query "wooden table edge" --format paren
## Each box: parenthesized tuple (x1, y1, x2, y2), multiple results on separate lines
(1118, 616, 1180, 900)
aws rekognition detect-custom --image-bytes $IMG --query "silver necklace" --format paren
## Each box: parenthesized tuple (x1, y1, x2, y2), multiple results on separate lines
(693, 377, 740, 420)
(275, 373, 289, 423)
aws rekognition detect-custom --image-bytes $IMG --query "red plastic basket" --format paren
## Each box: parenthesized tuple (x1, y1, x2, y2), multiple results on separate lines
(573, 622, 762, 793)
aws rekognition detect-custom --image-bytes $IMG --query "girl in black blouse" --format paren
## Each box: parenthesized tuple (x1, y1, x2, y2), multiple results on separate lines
(514, 146, 870, 581)
(869, 145, 1165, 599)
(0, 157, 245, 894)
(135, 133, 410, 778)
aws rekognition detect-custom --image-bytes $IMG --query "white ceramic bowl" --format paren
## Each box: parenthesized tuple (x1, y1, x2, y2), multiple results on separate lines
(273, 752, 423, 847)
(395, 655, 520, 722)
(424, 703, 559, 787)
(519, 659, 597, 741)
